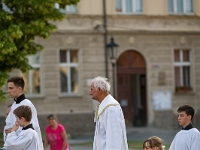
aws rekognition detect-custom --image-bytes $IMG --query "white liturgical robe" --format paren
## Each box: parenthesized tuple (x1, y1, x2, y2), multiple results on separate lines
(4, 128, 40, 150)
(169, 128, 200, 150)
(4, 99, 43, 150)
(93, 94, 129, 150)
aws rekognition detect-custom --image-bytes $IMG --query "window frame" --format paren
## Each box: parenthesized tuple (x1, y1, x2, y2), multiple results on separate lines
(168, 0, 193, 15)
(174, 49, 193, 92)
(59, 49, 80, 96)
(116, 0, 143, 14)
(54, 3, 77, 14)
(21, 52, 41, 96)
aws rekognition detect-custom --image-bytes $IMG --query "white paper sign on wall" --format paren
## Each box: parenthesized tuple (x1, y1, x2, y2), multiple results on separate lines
(152, 91, 172, 110)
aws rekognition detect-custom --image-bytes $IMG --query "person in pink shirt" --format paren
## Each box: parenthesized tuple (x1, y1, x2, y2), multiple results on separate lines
(44, 114, 69, 150)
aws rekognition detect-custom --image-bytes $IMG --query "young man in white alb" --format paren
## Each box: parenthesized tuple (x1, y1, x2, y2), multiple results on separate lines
(169, 105, 200, 150)
(4, 76, 43, 149)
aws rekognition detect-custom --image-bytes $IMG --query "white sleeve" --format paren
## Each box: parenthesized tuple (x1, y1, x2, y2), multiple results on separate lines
(4, 131, 31, 150)
(4, 103, 17, 141)
(23, 100, 44, 149)
(190, 132, 200, 150)
(30, 106, 44, 150)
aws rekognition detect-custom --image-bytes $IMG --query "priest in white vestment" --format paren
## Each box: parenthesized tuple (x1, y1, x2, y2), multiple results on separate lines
(90, 76, 129, 150)
(169, 105, 200, 150)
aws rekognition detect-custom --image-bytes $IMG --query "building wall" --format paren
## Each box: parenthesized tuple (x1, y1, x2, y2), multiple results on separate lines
(195, 0, 200, 16)
(1, 0, 200, 134)
(144, 0, 167, 15)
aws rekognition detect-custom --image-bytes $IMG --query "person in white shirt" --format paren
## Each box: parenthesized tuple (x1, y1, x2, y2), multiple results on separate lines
(90, 76, 129, 150)
(169, 105, 200, 150)
(4, 76, 43, 150)
(4, 105, 40, 150)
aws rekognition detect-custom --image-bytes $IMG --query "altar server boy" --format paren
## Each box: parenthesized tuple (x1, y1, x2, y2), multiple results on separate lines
(169, 105, 200, 150)
(4, 105, 40, 150)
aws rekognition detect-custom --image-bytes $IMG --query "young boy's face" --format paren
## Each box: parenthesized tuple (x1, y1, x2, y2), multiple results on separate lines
(16, 116, 24, 127)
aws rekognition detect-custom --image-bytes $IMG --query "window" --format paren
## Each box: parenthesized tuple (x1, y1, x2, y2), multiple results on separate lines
(174, 49, 192, 92)
(21, 52, 41, 95)
(116, 0, 143, 13)
(168, 0, 193, 14)
(60, 50, 79, 94)
(54, 3, 77, 14)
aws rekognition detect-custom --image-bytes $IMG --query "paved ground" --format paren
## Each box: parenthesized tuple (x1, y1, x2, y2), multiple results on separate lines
(47, 126, 179, 150)
(126, 126, 179, 144)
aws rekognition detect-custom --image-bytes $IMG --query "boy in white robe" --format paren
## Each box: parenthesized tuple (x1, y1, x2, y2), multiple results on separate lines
(169, 105, 200, 150)
(4, 105, 40, 150)
(4, 76, 43, 150)
(90, 76, 129, 150)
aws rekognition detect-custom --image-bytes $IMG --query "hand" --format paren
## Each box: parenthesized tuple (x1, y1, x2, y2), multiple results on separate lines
(5, 128, 12, 135)
(11, 122, 19, 132)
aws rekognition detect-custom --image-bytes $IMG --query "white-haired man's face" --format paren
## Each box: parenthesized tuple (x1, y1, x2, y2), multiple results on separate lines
(90, 83, 100, 101)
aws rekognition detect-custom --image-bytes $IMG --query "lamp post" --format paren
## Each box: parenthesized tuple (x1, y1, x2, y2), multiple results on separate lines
(103, 0, 108, 78)
(107, 37, 119, 98)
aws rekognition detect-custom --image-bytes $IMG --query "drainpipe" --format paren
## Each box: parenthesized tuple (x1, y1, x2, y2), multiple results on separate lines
(103, 0, 108, 78)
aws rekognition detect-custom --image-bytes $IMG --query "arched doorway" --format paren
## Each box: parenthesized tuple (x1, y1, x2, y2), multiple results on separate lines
(117, 50, 147, 126)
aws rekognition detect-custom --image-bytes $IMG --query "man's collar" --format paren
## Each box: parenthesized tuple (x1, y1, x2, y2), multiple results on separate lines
(22, 124, 34, 130)
(94, 94, 119, 122)
(182, 122, 193, 130)
(14, 94, 26, 104)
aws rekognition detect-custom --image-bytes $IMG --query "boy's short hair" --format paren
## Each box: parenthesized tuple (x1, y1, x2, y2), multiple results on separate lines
(7, 76, 25, 90)
(14, 105, 32, 122)
(177, 105, 195, 120)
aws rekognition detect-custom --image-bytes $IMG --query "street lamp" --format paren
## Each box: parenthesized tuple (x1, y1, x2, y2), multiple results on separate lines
(107, 37, 119, 98)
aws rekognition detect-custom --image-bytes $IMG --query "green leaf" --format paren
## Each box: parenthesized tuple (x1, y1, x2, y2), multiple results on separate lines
(0, 0, 79, 101)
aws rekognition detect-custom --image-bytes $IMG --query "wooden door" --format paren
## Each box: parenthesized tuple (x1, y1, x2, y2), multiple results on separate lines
(117, 74, 133, 124)
(116, 50, 147, 126)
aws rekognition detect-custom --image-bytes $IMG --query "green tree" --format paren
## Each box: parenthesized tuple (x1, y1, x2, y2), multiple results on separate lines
(0, 0, 79, 101)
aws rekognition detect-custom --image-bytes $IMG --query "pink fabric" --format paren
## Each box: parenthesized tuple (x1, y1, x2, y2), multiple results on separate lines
(46, 124, 69, 150)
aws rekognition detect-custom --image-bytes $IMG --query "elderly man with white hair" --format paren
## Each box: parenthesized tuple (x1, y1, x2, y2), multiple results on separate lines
(90, 76, 129, 150)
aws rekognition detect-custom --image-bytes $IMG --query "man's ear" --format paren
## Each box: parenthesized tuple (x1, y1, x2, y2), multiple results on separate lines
(21, 117, 26, 121)
(20, 87, 23, 92)
(188, 115, 192, 120)
(17, 86, 23, 92)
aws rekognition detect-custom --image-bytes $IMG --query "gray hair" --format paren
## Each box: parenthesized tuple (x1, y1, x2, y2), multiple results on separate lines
(92, 76, 111, 92)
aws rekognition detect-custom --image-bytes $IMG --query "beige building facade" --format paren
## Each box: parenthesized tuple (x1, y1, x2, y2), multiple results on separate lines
(1, 0, 200, 135)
